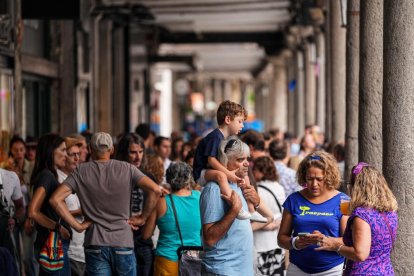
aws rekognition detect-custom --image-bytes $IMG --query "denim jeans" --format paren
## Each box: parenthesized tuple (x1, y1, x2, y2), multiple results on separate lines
(38, 239, 71, 276)
(85, 246, 136, 276)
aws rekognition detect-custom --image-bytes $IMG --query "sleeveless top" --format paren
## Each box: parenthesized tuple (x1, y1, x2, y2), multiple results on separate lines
(155, 190, 201, 261)
(343, 207, 398, 275)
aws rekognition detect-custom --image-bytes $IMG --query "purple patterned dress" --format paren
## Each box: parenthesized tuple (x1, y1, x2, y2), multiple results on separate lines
(343, 207, 398, 275)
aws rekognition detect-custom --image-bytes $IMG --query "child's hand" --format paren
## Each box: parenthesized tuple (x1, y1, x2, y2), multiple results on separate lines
(221, 190, 242, 214)
(237, 178, 245, 187)
(242, 185, 260, 207)
(228, 169, 242, 183)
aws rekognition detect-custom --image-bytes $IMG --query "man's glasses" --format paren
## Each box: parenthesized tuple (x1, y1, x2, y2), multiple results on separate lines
(67, 152, 81, 158)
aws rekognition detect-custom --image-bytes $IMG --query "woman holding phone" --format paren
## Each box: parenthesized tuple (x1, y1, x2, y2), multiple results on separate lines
(277, 151, 349, 275)
(316, 162, 398, 275)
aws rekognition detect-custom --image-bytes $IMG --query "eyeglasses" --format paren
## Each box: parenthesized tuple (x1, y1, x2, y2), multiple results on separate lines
(67, 152, 81, 158)
(224, 139, 237, 153)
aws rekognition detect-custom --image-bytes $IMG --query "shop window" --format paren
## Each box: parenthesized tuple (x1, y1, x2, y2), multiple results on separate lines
(23, 77, 51, 138)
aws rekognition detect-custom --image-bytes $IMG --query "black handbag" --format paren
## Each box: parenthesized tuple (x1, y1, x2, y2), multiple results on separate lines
(169, 194, 203, 276)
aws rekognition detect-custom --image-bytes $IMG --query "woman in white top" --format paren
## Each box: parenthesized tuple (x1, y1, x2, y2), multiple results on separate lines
(252, 156, 286, 276)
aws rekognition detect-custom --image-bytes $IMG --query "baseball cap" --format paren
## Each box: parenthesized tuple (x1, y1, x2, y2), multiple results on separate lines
(90, 132, 113, 151)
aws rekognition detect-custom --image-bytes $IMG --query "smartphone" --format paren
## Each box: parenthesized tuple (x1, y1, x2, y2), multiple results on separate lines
(297, 232, 310, 237)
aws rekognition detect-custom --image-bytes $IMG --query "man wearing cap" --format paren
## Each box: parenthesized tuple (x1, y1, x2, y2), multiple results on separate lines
(50, 132, 162, 275)
(56, 137, 86, 276)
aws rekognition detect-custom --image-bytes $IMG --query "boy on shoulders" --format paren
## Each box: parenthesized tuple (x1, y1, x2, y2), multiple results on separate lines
(193, 100, 266, 222)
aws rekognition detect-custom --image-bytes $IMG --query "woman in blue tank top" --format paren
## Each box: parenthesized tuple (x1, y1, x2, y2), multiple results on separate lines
(142, 161, 201, 276)
(278, 151, 349, 275)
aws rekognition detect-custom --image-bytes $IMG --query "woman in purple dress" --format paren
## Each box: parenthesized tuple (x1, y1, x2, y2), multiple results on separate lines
(316, 162, 398, 275)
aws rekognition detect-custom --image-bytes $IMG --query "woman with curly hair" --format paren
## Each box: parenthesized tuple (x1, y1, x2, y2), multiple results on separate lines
(142, 162, 201, 276)
(252, 156, 286, 275)
(141, 154, 165, 186)
(316, 162, 398, 275)
(278, 151, 349, 275)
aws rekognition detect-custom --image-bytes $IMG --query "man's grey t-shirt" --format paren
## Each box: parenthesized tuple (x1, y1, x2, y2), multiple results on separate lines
(64, 159, 145, 248)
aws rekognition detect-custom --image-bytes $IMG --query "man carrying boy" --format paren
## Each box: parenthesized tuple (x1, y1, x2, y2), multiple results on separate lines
(193, 100, 266, 222)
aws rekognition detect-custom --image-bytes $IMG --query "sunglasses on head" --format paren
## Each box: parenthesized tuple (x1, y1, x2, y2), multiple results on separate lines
(224, 139, 237, 153)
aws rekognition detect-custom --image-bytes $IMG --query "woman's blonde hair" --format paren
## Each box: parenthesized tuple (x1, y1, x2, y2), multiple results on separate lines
(349, 166, 398, 212)
(296, 150, 341, 190)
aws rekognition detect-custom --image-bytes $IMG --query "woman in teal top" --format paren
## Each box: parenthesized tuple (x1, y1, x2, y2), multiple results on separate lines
(143, 161, 201, 276)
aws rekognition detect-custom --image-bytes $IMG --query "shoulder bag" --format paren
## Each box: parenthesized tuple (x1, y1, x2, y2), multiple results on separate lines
(38, 219, 64, 272)
(169, 194, 203, 276)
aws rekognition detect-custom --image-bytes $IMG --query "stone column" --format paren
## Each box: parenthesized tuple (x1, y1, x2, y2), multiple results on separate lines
(266, 71, 275, 129)
(330, 0, 346, 144)
(271, 57, 288, 132)
(213, 79, 223, 104)
(383, 1, 414, 274)
(345, 0, 360, 181)
(254, 83, 261, 123)
(94, 19, 113, 133)
(295, 50, 305, 138)
(224, 80, 232, 100)
(304, 42, 316, 126)
(324, 0, 332, 142)
(287, 56, 296, 135)
(358, 0, 383, 170)
(13, 0, 23, 136)
(90, 15, 101, 131)
(113, 26, 126, 135)
(315, 31, 326, 133)
(59, 21, 77, 136)
(261, 82, 271, 130)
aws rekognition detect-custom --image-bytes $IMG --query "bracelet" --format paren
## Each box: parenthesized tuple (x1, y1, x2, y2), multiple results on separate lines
(54, 222, 60, 231)
(54, 218, 62, 231)
(291, 236, 300, 250)
(336, 244, 344, 254)
(254, 199, 261, 210)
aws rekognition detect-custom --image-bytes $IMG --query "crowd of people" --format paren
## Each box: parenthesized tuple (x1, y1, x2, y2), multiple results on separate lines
(0, 100, 398, 276)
